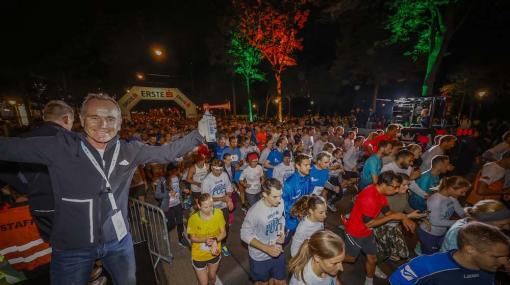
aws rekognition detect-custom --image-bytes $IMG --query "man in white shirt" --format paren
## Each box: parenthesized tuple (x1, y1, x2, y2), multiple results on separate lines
(467, 151, 510, 204)
(482, 131, 510, 162)
(312, 132, 329, 159)
(420, 135, 457, 172)
(241, 179, 286, 285)
(381, 149, 421, 180)
(272, 150, 295, 185)
(343, 136, 364, 172)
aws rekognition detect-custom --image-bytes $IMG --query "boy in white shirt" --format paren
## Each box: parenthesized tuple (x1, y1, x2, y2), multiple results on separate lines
(240, 152, 265, 207)
(272, 150, 295, 185)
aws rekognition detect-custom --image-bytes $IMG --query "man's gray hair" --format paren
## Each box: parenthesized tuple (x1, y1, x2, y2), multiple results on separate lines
(80, 93, 121, 118)
(43, 100, 74, 121)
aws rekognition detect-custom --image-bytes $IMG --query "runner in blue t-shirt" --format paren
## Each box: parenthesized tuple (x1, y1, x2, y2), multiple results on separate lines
(264, 137, 288, 178)
(359, 141, 393, 190)
(310, 152, 335, 197)
(409, 155, 449, 211)
(389, 222, 509, 285)
(223, 136, 243, 167)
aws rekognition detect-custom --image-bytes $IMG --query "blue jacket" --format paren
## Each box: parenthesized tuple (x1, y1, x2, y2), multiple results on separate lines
(389, 251, 494, 285)
(282, 171, 313, 231)
(0, 130, 203, 250)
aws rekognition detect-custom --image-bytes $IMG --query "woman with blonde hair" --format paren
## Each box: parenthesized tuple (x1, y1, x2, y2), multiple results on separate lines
(289, 230, 345, 285)
(441, 199, 510, 252)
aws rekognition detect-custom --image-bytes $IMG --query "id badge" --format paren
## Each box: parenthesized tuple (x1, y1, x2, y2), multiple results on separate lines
(200, 242, 210, 252)
(112, 211, 128, 241)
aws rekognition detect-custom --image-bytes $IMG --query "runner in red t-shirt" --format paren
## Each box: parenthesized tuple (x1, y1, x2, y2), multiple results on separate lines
(342, 171, 417, 285)
(371, 124, 401, 153)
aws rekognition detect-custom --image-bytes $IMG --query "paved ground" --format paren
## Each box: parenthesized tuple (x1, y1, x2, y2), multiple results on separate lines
(160, 189, 408, 285)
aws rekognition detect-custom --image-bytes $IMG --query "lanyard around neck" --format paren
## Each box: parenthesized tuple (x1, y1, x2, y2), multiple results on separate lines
(81, 140, 120, 190)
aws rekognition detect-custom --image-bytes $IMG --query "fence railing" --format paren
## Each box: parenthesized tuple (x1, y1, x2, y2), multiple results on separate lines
(128, 198, 172, 284)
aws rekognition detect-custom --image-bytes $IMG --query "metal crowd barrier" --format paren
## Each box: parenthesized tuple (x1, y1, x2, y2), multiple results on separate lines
(128, 198, 173, 284)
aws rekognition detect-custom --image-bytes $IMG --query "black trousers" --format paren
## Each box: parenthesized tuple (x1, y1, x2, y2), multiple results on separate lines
(165, 204, 184, 239)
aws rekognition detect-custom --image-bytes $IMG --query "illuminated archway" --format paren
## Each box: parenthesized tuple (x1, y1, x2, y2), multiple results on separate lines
(118, 86, 198, 119)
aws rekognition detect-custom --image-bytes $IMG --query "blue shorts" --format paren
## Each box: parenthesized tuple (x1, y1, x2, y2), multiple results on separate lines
(418, 227, 444, 255)
(249, 254, 286, 282)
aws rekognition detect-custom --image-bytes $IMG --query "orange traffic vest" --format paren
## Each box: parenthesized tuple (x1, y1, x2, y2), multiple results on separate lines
(0, 205, 51, 271)
(466, 171, 505, 205)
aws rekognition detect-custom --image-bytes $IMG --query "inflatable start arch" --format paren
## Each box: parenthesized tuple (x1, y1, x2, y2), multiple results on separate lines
(118, 86, 198, 119)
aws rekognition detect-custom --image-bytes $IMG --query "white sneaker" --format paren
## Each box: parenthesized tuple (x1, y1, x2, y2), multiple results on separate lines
(375, 266, 388, 279)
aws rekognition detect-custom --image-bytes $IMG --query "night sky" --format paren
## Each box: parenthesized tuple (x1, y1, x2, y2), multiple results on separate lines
(1, 0, 509, 117)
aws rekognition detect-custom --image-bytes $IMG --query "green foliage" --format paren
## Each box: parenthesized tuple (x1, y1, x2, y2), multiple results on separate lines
(228, 32, 265, 83)
(387, 0, 456, 60)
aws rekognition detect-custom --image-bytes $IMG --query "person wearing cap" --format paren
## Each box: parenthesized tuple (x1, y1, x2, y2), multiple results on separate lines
(240, 152, 265, 207)
(441, 199, 510, 252)
(272, 150, 295, 185)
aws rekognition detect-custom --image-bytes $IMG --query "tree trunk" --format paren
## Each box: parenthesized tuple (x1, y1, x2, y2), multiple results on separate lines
(231, 74, 237, 115)
(264, 94, 272, 118)
(372, 80, 379, 111)
(275, 72, 283, 122)
(245, 77, 253, 122)
(422, 6, 458, 97)
(287, 97, 291, 118)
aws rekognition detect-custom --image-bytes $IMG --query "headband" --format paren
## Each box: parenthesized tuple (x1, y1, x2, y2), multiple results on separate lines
(476, 207, 510, 223)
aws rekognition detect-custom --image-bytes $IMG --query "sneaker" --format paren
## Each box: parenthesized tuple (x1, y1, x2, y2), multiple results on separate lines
(178, 238, 191, 248)
(374, 266, 387, 279)
(221, 245, 231, 257)
(327, 203, 338, 212)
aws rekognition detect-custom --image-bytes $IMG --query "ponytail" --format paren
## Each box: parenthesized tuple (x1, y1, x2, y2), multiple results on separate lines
(288, 239, 311, 283)
(290, 195, 326, 219)
(432, 176, 471, 192)
(289, 230, 345, 285)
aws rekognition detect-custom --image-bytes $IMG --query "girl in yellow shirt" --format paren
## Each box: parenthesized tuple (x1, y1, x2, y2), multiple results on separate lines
(187, 193, 226, 285)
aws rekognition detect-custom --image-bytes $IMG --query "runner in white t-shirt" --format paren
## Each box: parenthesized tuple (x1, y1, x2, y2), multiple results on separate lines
(381, 149, 420, 180)
(289, 230, 345, 285)
(240, 152, 265, 207)
(272, 150, 295, 185)
(290, 195, 327, 257)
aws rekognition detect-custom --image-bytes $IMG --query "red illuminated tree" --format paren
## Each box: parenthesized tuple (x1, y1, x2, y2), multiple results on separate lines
(235, 0, 309, 122)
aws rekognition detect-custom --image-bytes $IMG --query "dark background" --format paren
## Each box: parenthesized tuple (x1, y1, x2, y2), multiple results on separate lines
(1, 0, 509, 118)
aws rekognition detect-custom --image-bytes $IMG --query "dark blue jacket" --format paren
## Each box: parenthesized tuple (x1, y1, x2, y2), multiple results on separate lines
(0, 121, 64, 241)
(0, 129, 203, 249)
(389, 250, 494, 285)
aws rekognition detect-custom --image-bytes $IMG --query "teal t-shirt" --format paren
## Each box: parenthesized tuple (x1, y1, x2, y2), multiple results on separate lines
(409, 170, 440, 211)
(359, 154, 382, 190)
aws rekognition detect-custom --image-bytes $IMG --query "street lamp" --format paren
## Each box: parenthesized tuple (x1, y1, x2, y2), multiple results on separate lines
(150, 45, 165, 61)
(135, 72, 145, 80)
(476, 89, 488, 99)
(154, 49, 163, 56)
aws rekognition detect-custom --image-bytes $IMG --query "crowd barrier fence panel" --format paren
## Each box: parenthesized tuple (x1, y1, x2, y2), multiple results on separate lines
(128, 198, 173, 284)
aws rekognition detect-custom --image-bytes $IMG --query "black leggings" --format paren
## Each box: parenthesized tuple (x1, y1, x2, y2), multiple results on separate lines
(165, 204, 184, 239)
